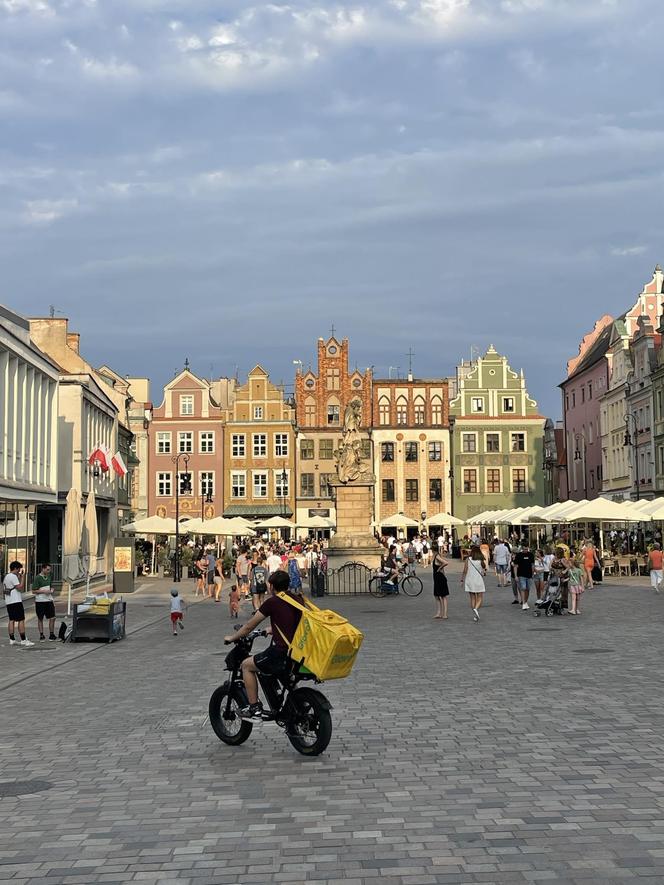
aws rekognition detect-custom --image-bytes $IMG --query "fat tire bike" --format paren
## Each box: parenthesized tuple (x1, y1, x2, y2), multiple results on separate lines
(209, 630, 333, 756)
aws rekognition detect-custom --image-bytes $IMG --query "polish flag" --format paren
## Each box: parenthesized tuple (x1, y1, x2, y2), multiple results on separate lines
(111, 452, 127, 478)
(89, 446, 110, 473)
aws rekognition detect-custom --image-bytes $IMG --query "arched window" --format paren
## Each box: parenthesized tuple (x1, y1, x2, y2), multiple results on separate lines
(396, 396, 408, 426)
(431, 396, 443, 425)
(304, 397, 316, 427)
(414, 396, 425, 426)
(379, 397, 390, 426)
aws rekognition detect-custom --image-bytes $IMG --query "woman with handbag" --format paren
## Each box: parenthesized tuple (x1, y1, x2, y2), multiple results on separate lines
(461, 545, 486, 622)
(432, 544, 450, 619)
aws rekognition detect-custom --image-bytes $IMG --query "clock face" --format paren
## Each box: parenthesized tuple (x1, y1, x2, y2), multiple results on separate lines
(328, 345, 338, 355)
(305, 379, 315, 388)
(352, 378, 361, 388)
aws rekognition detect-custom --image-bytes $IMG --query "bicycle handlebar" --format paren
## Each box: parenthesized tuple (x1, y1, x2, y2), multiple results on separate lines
(224, 629, 267, 645)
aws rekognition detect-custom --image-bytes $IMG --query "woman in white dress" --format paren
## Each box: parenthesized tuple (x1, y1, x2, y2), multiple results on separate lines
(461, 545, 486, 622)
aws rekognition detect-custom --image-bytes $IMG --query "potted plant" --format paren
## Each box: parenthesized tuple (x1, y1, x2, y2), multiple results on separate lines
(135, 547, 144, 576)
(180, 546, 194, 578)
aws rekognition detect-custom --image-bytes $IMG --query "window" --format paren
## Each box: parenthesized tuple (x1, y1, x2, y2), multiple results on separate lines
(486, 469, 501, 493)
(581, 387, 585, 403)
(275, 470, 289, 498)
(300, 473, 315, 497)
(319, 473, 334, 497)
(396, 398, 408, 425)
(503, 397, 515, 413)
(565, 395, 569, 410)
(405, 479, 419, 501)
(431, 396, 443, 425)
(463, 469, 477, 493)
(200, 472, 214, 497)
(178, 471, 192, 495)
(379, 398, 390, 425)
(325, 368, 340, 390)
(511, 433, 525, 452)
(231, 472, 246, 498)
(253, 406, 263, 420)
(381, 442, 394, 462)
(588, 382, 592, 399)
(180, 395, 193, 416)
(512, 468, 527, 493)
(414, 398, 425, 425)
(253, 472, 268, 498)
(275, 433, 289, 457)
(471, 397, 484, 413)
(428, 442, 442, 462)
(327, 402, 340, 425)
(319, 439, 334, 460)
(429, 478, 442, 501)
(156, 432, 171, 454)
(486, 433, 500, 453)
(360, 439, 372, 460)
(304, 398, 316, 427)
(462, 433, 477, 453)
(231, 434, 246, 458)
(572, 392, 576, 408)
(252, 434, 267, 457)
(405, 442, 418, 462)
(178, 432, 193, 453)
(157, 472, 171, 496)
(590, 469, 595, 490)
(382, 479, 395, 502)
(300, 439, 314, 460)
(200, 431, 214, 453)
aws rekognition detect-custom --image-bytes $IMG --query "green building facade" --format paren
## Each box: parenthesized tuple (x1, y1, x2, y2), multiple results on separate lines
(449, 346, 546, 523)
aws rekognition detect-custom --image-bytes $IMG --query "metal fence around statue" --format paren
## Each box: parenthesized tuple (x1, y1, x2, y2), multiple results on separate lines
(312, 561, 375, 596)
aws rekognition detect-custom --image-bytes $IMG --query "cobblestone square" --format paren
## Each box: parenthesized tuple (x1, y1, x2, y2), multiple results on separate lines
(1, 567, 663, 884)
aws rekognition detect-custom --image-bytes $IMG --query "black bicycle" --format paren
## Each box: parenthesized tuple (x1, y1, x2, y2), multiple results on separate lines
(368, 570, 423, 598)
(209, 630, 333, 756)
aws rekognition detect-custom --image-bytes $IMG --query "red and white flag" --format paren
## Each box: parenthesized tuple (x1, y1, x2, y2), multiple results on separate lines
(89, 446, 110, 473)
(111, 451, 127, 478)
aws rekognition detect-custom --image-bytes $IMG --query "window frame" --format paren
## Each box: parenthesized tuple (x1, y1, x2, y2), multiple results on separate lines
(300, 439, 314, 460)
(300, 472, 315, 497)
(200, 471, 215, 497)
(381, 478, 395, 502)
(157, 472, 172, 497)
(253, 405, 264, 420)
(252, 433, 267, 458)
(502, 397, 515, 413)
(381, 441, 394, 462)
(461, 432, 477, 454)
(462, 468, 478, 494)
(429, 478, 442, 501)
(485, 432, 501, 453)
(231, 471, 246, 498)
(404, 441, 418, 462)
(274, 433, 289, 458)
(178, 431, 193, 454)
(179, 395, 193, 416)
(405, 478, 419, 502)
(428, 441, 442, 462)
(231, 434, 246, 458)
(199, 431, 215, 454)
(319, 439, 334, 460)
(512, 468, 527, 494)
(156, 431, 171, 455)
(485, 467, 501, 494)
(470, 397, 485, 413)
(510, 432, 526, 452)
(274, 469, 290, 498)
(326, 402, 340, 426)
(252, 471, 268, 498)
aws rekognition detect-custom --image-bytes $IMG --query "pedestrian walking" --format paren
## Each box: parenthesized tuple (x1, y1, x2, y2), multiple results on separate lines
(32, 564, 56, 641)
(648, 543, 663, 593)
(568, 560, 584, 615)
(235, 546, 251, 598)
(213, 560, 224, 602)
(170, 588, 186, 635)
(550, 547, 571, 612)
(513, 543, 536, 611)
(493, 539, 510, 587)
(250, 555, 269, 610)
(287, 551, 303, 592)
(582, 540, 601, 590)
(229, 585, 240, 619)
(432, 546, 449, 619)
(534, 549, 546, 601)
(194, 551, 207, 597)
(3, 561, 34, 647)
(205, 549, 216, 599)
(461, 545, 486, 622)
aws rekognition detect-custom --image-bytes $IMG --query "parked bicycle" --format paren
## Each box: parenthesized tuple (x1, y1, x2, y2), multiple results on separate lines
(368, 569, 423, 598)
(209, 629, 333, 756)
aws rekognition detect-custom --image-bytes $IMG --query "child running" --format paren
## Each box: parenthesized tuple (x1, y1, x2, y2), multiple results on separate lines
(170, 588, 186, 636)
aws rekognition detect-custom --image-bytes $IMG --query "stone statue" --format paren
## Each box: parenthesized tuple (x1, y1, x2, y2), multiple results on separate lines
(335, 398, 368, 483)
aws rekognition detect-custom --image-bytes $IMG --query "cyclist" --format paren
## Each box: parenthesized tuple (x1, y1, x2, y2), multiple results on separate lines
(223, 569, 304, 721)
(378, 545, 399, 594)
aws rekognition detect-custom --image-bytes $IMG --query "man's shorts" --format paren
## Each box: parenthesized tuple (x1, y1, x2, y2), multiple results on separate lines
(518, 576, 535, 591)
(6, 602, 25, 622)
(254, 645, 290, 676)
(170, 612, 183, 624)
(251, 583, 267, 596)
(207, 570, 215, 585)
(237, 575, 249, 585)
(496, 563, 508, 575)
(35, 600, 55, 620)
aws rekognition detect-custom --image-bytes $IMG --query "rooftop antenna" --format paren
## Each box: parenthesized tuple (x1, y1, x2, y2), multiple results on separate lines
(49, 305, 65, 318)
(330, 322, 336, 338)
(407, 346, 415, 382)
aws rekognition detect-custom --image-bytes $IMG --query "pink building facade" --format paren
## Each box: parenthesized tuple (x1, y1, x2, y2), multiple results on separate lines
(560, 317, 613, 501)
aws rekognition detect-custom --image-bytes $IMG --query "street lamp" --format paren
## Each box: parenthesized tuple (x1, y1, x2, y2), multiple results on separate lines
(201, 479, 213, 521)
(172, 452, 191, 581)
(624, 412, 641, 500)
(573, 433, 587, 498)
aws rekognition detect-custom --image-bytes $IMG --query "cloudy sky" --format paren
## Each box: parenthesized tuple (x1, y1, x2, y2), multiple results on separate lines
(2, 0, 663, 416)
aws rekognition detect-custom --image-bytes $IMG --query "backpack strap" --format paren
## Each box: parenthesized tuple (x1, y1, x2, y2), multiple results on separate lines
(276, 591, 318, 614)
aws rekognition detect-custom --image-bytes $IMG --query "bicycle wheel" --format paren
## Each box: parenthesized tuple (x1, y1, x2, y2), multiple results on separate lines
(208, 684, 253, 746)
(401, 575, 423, 597)
(368, 576, 387, 598)
(286, 688, 333, 756)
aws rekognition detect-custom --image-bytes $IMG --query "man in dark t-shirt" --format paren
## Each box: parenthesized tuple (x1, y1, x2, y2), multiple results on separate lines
(224, 569, 303, 720)
(513, 544, 535, 611)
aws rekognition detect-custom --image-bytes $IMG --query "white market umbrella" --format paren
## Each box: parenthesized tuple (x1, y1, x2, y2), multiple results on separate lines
(564, 498, 642, 523)
(379, 512, 420, 527)
(82, 489, 99, 596)
(192, 516, 256, 535)
(529, 499, 588, 524)
(297, 515, 335, 530)
(424, 512, 465, 527)
(122, 515, 178, 534)
(255, 516, 297, 530)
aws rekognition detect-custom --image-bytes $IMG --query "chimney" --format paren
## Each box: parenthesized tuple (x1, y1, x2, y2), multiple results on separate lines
(67, 332, 80, 354)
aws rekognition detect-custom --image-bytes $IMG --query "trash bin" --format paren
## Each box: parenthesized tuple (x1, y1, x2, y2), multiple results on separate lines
(72, 601, 127, 643)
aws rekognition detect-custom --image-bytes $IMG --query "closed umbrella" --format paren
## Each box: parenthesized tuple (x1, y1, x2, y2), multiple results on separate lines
(63, 488, 83, 614)
(83, 490, 99, 594)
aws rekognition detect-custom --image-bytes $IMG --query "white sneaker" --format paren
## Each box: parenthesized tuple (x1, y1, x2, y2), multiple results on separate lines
(472, 608, 480, 622)
(20, 639, 35, 647)
(9, 638, 17, 646)
(522, 603, 530, 611)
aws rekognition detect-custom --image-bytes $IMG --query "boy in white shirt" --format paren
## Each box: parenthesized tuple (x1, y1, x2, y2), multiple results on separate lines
(170, 588, 186, 636)
(3, 561, 34, 647)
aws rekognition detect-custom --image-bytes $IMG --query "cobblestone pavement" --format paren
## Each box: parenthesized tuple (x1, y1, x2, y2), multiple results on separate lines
(1, 565, 663, 884)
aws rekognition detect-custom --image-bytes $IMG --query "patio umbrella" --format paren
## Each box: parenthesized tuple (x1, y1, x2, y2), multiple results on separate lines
(424, 512, 465, 527)
(297, 515, 335, 529)
(564, 498, 642, 523)
(379, 512, 420, 527)
(83, 489, 99, 592)
(255, 516, 297, 530)
(63, 488, 83, 613)
(122, 515, 178, 534)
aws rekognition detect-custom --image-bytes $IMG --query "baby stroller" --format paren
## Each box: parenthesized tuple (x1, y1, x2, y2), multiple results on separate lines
(533, 577, 563, 617)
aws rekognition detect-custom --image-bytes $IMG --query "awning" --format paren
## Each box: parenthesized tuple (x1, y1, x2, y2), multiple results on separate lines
(223, 504, 294, 518)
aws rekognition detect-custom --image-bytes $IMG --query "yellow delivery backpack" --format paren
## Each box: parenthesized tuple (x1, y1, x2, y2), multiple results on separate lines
(276, 592, 364, 681)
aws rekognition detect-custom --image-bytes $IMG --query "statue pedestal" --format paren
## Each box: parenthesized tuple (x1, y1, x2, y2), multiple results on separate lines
(327, 478, 383, 572)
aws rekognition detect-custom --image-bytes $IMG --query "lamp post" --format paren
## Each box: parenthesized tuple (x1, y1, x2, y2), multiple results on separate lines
(624, 413, 641, 501)
(201, 479, 213, 522)
(172, 453, 191, 581)
(573, 433, 587, 498)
